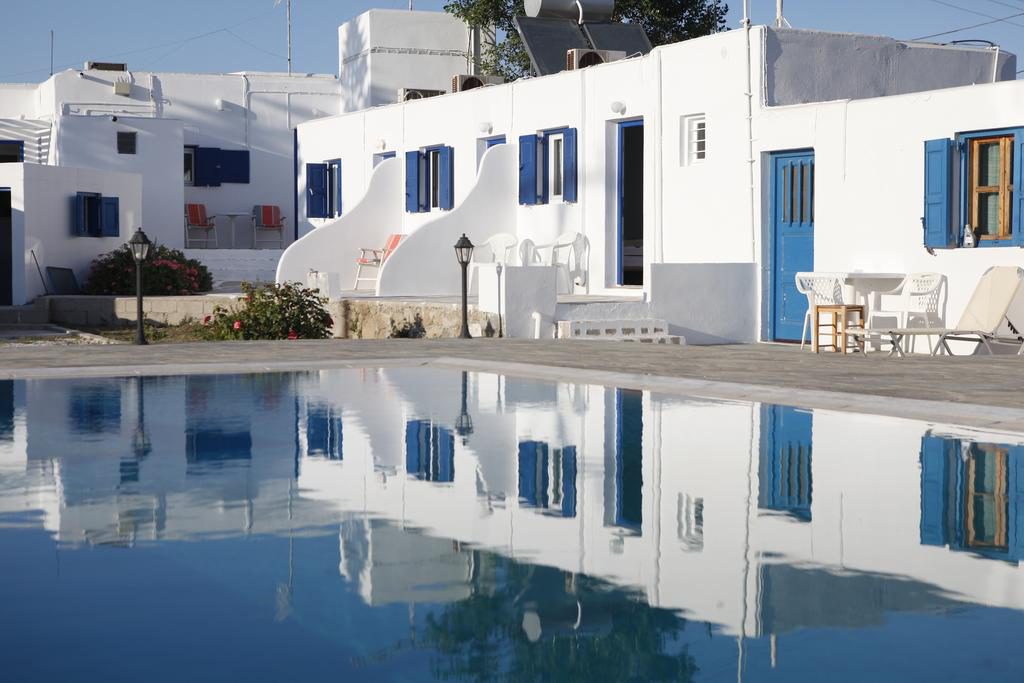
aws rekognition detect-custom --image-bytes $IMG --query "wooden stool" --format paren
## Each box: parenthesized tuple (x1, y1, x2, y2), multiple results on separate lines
(813, 305, 865, 354)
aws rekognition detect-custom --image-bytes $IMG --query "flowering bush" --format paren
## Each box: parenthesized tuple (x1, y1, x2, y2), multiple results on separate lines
(84, 243, 213, 296)
(204, 281, 333, 340)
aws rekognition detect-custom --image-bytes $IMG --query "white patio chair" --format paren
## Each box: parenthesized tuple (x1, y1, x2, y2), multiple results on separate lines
(867, 273, 945, 353)
(849, 266, 1024, 357)
(794, 272, 849, 350)
(469, 233, 518, 292)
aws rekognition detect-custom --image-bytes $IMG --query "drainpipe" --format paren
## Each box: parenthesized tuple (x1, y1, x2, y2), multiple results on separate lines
(992, 45, 1001, 82)
(743, 3, 759, 337)
(654, 49, 665, 269)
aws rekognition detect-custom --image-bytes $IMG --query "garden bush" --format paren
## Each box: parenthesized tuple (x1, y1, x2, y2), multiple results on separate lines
(85, 243, 213, 296)
(204, 281, 333, 340)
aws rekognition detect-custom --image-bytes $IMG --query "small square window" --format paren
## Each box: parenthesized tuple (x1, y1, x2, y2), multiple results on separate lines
(682, 115, 706, 165)
(0, 141, 22, 163)
(117, 131, 137, 155)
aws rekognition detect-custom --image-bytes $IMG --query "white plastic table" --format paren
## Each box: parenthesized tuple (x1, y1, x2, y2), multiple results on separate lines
(220, 212, 250, 249)
(842, 272, 907, 310)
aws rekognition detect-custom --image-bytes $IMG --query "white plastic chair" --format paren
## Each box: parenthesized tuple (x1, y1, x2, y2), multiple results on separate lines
(470, 233, 518, 293)
(794, 272, 848, 350)
(867, 273, 945, 352)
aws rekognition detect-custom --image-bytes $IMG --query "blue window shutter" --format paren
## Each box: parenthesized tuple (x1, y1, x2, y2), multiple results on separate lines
(334, 160, 343, 216)
(73, 193, 87, 236)
(439, 145, 454, 210)
(218, 150, 250, 183)
(519, 134, 538, 205)
(563, 127, 578, 203)
(305, 163, 328, 218)
(923, 138, 954, 249)
(920, 435, 951, 547)
(405, 151, 421, 213)
(1015, 132, 1024, 245)
(1010, 446, 1024, 561)
(100, 196, 119, 237)
(193, 147, 222, 187)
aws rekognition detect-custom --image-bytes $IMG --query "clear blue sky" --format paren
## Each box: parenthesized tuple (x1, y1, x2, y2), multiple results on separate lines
(2, 0, 1023, 82)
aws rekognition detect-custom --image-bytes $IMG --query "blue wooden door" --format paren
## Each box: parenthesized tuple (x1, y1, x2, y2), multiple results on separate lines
(770, 150, 815, 341)
(758, 405, 813, 521)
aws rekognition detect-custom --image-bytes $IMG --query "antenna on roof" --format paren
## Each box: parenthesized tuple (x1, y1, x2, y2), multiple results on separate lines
(274, 0, 292, 74)
(775, 0, 791, 28)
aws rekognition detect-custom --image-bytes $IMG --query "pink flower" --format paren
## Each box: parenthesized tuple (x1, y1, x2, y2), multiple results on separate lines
(287, 329, 298, 340)
(233, 320, 242, 330)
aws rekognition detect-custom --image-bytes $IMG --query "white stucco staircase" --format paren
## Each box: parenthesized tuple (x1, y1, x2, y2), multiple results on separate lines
(558, 318, 684, 344)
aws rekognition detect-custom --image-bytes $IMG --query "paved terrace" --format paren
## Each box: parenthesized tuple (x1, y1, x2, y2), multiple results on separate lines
(0, 340, 1022, 433)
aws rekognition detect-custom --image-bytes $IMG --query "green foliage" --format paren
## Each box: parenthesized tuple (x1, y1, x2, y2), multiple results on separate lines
(389, 314, 427, 339)
(444, 0, 729, 79)
(85, 243, 213, 296)
(204, 282, 333, 341)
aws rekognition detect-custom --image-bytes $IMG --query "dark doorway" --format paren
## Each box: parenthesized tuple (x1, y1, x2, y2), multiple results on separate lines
(0, 189, 11, 306)
(617, 120, 644, 286)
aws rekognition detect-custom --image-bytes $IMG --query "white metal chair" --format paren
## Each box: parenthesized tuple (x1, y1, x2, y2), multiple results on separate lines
(867, 273, 945, 353)
(795, 272, 849, 350)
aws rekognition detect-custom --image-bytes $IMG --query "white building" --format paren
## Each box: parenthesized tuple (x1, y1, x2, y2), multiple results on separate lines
(278, 15, 1024, 347)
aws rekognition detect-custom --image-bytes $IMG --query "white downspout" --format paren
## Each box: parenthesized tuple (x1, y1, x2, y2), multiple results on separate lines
(743, 3, 759, 339)
(654, 48, 665, 268)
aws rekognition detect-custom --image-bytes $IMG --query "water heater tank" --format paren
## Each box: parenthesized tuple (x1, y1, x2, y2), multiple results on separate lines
(524, 0, 615, 22)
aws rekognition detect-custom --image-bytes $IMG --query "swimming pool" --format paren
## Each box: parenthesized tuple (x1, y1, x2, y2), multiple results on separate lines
(0, 367, 1021, 682)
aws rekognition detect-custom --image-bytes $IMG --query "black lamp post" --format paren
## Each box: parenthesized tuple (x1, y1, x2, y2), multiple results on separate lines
(454, 370, 473, 444)
(454, 234, 474, 339)
(129, 228, 152, 346)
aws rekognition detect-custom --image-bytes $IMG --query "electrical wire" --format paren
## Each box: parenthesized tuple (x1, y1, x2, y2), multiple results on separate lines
(0, 7, 279, 81)
(917, 0, 1024, 29)
(911, 10, 1024, 40)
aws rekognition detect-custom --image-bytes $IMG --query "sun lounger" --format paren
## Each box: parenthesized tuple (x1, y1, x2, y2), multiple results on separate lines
(848, 266, 1024, 357)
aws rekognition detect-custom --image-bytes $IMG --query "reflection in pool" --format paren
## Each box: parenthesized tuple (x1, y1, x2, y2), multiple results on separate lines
(0, 369, 1022, 682)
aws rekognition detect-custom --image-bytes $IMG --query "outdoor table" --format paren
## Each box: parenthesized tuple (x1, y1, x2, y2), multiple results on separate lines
(842, 272, 907, 310)
(220, 212, 251, 249)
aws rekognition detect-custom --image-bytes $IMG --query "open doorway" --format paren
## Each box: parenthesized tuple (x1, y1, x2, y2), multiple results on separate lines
(617, 120, 644, 286)
(0, 189, 10, 306)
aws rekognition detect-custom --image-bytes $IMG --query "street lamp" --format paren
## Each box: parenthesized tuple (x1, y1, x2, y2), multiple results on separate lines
(454, 233, 474, 339)
(454, 370, 473, 444)
(128, 228, 152, 346)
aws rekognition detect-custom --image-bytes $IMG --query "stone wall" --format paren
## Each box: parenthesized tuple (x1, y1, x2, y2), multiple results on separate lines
(344, 300, 498, 339)
(47, 294, 242, 328)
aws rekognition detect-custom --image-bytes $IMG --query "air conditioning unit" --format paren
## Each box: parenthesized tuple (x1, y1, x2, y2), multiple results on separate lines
(451, 74, 505, 93)
(565, 49, 626, 71)
(397, 88, 446, 102)
(113, 77, 131, 96)
(85, 61, 128, 72)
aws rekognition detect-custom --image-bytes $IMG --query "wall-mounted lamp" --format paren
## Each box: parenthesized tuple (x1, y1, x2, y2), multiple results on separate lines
(311, 107, 322, 117)
(610, 101, 626, 115)
(479, 121, 493, 135)
(214, 98, 225, 111)
(376, 138, 387, 152)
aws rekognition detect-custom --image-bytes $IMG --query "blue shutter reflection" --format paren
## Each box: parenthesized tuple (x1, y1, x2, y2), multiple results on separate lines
(405, 420, 454, 483)
(920, 435, 953, 547)
(519, 441, 549, 508)
(306, 403, 342, 460)
(561, 446, 577, 518)
(758, 405, 812, 521)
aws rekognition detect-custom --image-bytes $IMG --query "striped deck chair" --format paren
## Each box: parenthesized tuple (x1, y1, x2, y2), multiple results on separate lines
(252, 205, 286, 249)
(354, 233, 405, 290)
(184, 203, 217, 248)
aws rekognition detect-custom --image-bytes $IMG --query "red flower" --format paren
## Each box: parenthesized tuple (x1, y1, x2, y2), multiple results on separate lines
(233, 320, 242, 330)
(326, 316, 334, 326)
(287, 329, 298, 340)
(202, 315, 211, 325)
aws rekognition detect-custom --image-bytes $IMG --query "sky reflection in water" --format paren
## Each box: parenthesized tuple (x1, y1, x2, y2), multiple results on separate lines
(0, 369, 1022, 682)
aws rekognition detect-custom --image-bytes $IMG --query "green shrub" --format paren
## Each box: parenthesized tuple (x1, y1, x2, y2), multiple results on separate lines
(85, 243, 213, 296)
(204, 281, 333, 340)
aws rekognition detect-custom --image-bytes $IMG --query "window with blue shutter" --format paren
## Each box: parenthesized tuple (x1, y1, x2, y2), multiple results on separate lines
(193, 147, 222, 187)
(519, 134, 538, 205)
(218, 150, 250, 184)
(438, 145, 454, 210)
(100, 196, 119, 237)
(923, 138, 954, 249)
(327, 159, 342, 217)
(73, 193, 88, 236)
(919, 435, 952, 547)
(563, 127, 578, 203)
(405, 151, 422, 213)
(305, 162, 328, 218)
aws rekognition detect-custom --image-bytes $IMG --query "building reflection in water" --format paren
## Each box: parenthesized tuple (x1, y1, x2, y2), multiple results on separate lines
(2, 368, 1024, 680)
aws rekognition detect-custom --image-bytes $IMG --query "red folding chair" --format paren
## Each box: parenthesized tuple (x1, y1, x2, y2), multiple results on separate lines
(252, 205, 286, 249)
(354, 233, 405, 290)
(184, 203, 218, 248)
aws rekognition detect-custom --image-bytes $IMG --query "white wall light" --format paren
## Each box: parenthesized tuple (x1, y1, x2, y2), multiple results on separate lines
(376, 138, 387, 152)
(610, 101, 626, 115)
(214, 98, 225, 111)
(479, 121, 493, 135)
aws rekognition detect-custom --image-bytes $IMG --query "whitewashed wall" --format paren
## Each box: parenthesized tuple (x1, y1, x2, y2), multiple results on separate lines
(0, 163, 142, 304)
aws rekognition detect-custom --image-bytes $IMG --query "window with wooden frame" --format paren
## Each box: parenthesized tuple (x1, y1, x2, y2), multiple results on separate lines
(968, 135, 1014, 240)
(964, 443, 1008, 551)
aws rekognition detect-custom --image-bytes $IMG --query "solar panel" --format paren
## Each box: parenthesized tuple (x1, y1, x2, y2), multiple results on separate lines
(583, 22, 653, 56)
(514, 16, 591, 76)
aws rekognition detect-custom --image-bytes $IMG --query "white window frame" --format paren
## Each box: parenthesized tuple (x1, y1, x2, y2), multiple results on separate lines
(426, 148, 442, 210)
(682, 114, 707, 166)
(326, 163, 338, 218)
(183, 147, 195, 186)
(548, 132, 565, 200)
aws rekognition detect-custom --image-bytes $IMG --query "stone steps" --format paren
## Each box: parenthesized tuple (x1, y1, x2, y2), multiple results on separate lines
(0, 299, 50, 325)
(557, 318, 685, 345)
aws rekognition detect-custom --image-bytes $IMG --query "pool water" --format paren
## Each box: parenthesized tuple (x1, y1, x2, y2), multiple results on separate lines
(0, 368, 1022, 682)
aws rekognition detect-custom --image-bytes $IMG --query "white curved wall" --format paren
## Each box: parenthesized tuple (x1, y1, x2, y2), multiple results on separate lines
(276, 157, 402, 288)
(376, 143, 517, 297)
